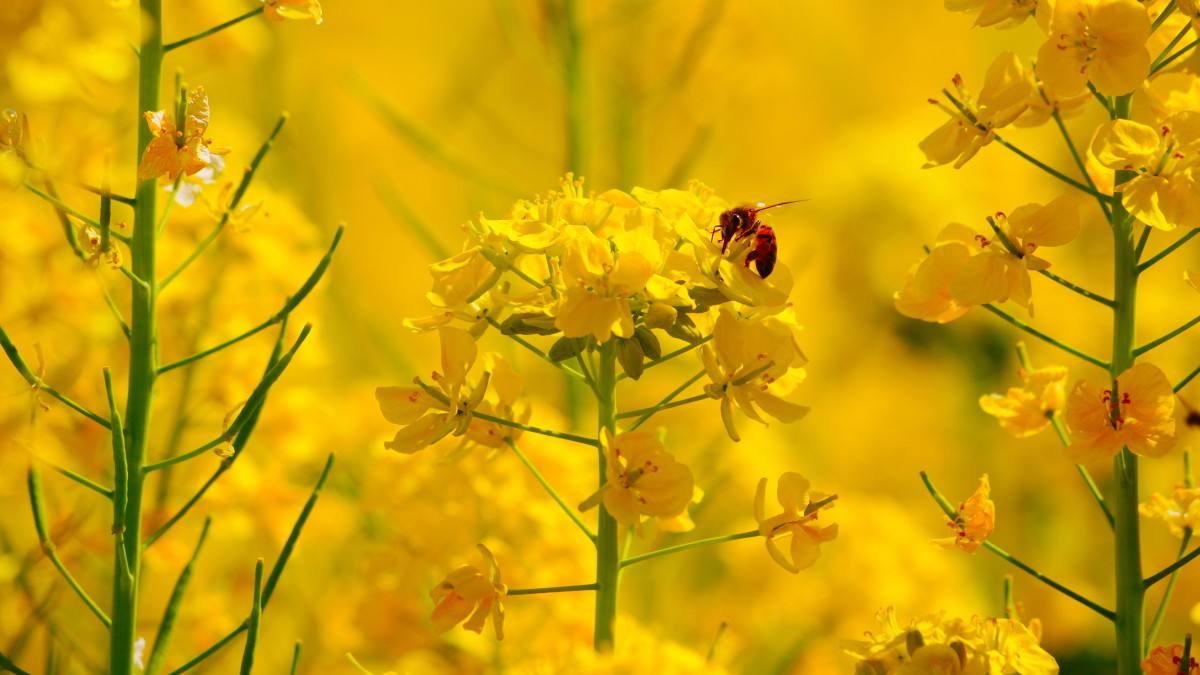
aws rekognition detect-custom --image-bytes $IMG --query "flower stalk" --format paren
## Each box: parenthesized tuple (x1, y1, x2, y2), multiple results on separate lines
(593, 342, 620, 650)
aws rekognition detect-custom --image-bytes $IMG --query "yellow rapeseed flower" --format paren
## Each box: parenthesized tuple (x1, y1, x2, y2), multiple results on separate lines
(1090, 114, 1200, 230)
(554, 225, 660, 342)
(1064, 362, 1177, 462)
(894, 224, 981, 323)
(921, 65, 1030, 169)
(1140, 485, 1200, 536)
(263, 0, 323, 24)
(430, 544, 506, 639)
(943, 0, 1041, 28)
(1142, 643, 1199, 675)
(935, 474, 995, 554)
(753, 472, 838, 573)
(980, 364, 1068, 438)
(1036, 0, 1151, 97)
(580, 429, 695, 529)
(138, 86, 228, 182)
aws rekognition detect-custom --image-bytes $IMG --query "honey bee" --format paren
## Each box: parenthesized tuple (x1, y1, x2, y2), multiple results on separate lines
(711, 200, 802, 278)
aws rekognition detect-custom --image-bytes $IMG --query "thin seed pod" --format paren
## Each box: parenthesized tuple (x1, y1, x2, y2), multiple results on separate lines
(144, 518, 212, 675)
(238, 559, 265, 675)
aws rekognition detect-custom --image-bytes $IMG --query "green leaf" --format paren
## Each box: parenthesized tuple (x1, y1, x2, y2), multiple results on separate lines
(666, 312, 704, 344)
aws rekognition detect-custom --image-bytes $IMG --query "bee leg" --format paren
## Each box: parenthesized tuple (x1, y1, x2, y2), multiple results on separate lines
(743, 249, 757, 268)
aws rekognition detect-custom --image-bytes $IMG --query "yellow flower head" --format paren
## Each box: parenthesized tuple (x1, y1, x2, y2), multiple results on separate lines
(935, 474, 995, 554)
(753, 472, 838, 573)
(578, 429, 694, 529)
(980, 363, 1069, 438)
(1090, 114, 1200, 231)
(921, 65, 1032, 169)
(555, 225, 660, 342)
(1142, 643, 1199, 675)
(701, 307, 809, 442)
(1064, 362, 1177, 462)
(375, 327, 492, 454)
(1036, 0, 1150, 97)
(1140, 484, 1200, 537)
(138, 86, 228, 182)
(430, 544, 506, 640)
(950, 197, 1080, 311)
(944, 0, 1041, 28)
(263, 0, 323, 24)
(895, 225, 977, 323)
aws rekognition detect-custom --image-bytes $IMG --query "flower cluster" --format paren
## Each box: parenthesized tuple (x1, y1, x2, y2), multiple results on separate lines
(845, 607, 1058, 675)
(934, 475, 996, 554)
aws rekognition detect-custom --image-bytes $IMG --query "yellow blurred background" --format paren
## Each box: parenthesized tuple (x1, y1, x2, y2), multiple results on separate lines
(1, 1, 1198, 672)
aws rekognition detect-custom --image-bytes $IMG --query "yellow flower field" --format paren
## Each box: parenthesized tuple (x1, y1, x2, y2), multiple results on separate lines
(2, 1, 1199, 673)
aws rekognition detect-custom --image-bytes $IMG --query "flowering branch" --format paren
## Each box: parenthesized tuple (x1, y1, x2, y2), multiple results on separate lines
(979, 304, 1110, 369)
(1144, 542, 1200, 588)
(617, 368, 707, 430)
(1133, 313, 1200, 356)
(920, 471, 1115, 620)
(621, 529, 759, 568)
(162, 6, 265, 53)
(505, 439, 596, 541)
(507, 583, 598, 596)
(1139, 229, 1198, 272)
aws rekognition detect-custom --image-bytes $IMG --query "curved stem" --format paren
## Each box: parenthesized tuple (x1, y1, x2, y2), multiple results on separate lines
(621, 529, 759, 568)
(506, 439, 596, 541)
(979, 304, 1109, 370)
(163, 6, 263, 52)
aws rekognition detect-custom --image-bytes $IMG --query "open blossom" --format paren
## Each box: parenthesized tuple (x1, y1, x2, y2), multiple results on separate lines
(1142, 643, 1199, 675)
(464, 354, 530, 449)
(950, 197, 1080, 312)
(980, 363, 1068, 438)
(936, 475, 995, 554)
(894, 225, 977, 323)
(579, 429, 694, 529)
(921, 64, 1032, 169)
(138, 86, 228, 181)
(1036, 0, 1151, 97)
(263, 0, 323, 24)
(1090, 114, 1200, 231)
(375, 327, 491, 454)
(754, 473, 838, 573)
(944, 0, 1041, 28)
(846, 608, 1058, 675)
(701, 307, 809, 442)
(1140, 485, 1200, 536)
(554, 224, 661, 342)
(1064, 363, 1177, 462)
(430, 544, 506, 639)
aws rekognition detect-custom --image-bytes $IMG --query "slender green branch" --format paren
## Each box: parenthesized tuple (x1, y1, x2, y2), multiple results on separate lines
(618, 335, 712, 381)
(979, 304, 1109, 369)
(1151, 23, 1197, 74)
(1049, 108, 1112, 220)
(1145, 529, 1192, 651)
(1154, 38, 1200, 75)
(920, 471, 1115, 620)
(25, 183, 105, 232)
(1133, 313, 1200, 356)
(168, 454, 334, 675)
(1145, 543, 1200, 587)
(288, 641, 302, 675)
(477, 409, 599, 447)
(103, 368, 129, 536)
(159, 114, 289, 289)
(1176, 364, 1200, 392)
(622, 369, 707, 431)
(142, 435, 226, 473)
(119, 265, 150, 291)
(575, 353, 597, 392)
(145, 518, 212, 675)
(96, 277, 132, 339)
(621, 529, 759, 568)
(163, 6, 264, 52)
(1135, 227, 1152, 262)
(0, 325, 111, 428)
(483, 316, 585, 380)
(238, 559, 264, 675)
(620, 388, 707, 425)
(51, 465, 113, 499)
(1038, 268, 1115, 307)
(1152, 1, 1178, 32)
(1047, 413, 1114, 529)
(507, 583, 598, 596)
(1139, 229, 1198, 272)
(25, 468, 112, 628)
(506, 439, 596, 541)
(1087, 82, 1114, 118)
(157, 225, 342, 375)
(0, 649, 30, 675)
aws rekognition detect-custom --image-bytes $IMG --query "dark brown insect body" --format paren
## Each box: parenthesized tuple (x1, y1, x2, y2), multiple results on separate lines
(711, 200, 800, 278)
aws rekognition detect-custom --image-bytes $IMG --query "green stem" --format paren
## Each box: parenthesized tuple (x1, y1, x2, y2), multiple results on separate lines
(1144, 544, 1200, 587)
(1111, 93, 1145, 675)
(26, 468, 113, 629)
(1176, 364, 1200, 392)
(919, 471, 1113, 620)
(1138, 229, 1198, 272)
(593, 342, 619, 651)
(1038, 267, 1115, 307)
(1046, 411, 1114, 528)
(505, 439, 596, 541)
(1145, 529, 1192, 652)
(621, 529, 759, 568)
(1152, 1, 1177, 33)
(288, 641, 302, 675)
(620, 369, 707, 431)
(484, 316, 586, 380)
(162, 6, 264, 52)
(111, 3, 162, 671)
(979, 304, 1109, 370)
(507, 583, 597, 596)
(0, 325, 112, 427)
(145, 518, 211, 675)
(238, 559, 264, 675)
(1133, 313, 1200, 356)
(1049, 108, 1112, 221)
(51, 464, 113, 499)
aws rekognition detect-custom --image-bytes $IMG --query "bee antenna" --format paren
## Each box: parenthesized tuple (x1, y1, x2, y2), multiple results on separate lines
(752, 199, 808, 213)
